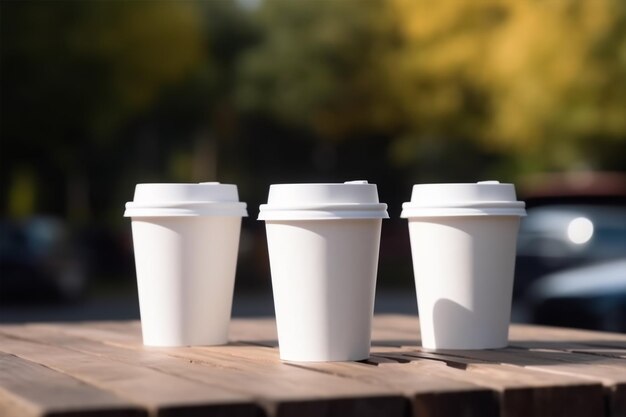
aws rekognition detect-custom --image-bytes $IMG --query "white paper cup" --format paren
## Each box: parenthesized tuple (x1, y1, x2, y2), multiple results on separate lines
(401, 181, 526, 350)
(259, 181, 389, 362)
(124, 182, 247, 347)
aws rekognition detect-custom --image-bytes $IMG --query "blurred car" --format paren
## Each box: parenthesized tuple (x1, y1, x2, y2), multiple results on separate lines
(525, 259, 626, 332)
(513, 172, 626, 300)
(0, 217, 87, 303)
(514, 204, 626, 298)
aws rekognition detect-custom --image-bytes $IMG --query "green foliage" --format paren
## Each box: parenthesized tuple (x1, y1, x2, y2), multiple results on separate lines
(236, 0, 402, 138)
(1, 1, 203, 145)
(1, 0, 205, 219)
(236, 0, 626, 173)
(1, 0, 625, 219)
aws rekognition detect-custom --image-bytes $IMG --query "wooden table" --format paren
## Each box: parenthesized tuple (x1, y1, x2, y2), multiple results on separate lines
(1, 315, 625, 417)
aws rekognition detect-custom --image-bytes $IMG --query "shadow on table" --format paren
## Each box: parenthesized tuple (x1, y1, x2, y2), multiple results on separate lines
(237, 340, 279, 348)
(371, 340, 420, 347)
(370, 341, 624, 368)
(370, 297, 624, 367)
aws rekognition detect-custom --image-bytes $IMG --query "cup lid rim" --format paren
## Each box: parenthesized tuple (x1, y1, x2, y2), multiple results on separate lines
(400, 207, 527, 218)
(124, 201, 248, 217)
(258, 205, 389, 221)
(125, 182, 246, 217)
(401, 181, 526, 217)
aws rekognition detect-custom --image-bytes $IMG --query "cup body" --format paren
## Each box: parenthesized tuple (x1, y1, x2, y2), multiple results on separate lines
(259, 181, 388, 361)
(408, 216, 520, 349)
(401, 182, 525, 350)
(125, 182, 247, 347)
(266, 219, 382, 361)
(131, 216, 241, 346)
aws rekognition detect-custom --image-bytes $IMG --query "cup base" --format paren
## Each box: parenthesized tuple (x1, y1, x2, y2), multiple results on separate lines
(142, 337, 229, 348)
(279, 354, 370, 363)
(420, 342, 508, 351)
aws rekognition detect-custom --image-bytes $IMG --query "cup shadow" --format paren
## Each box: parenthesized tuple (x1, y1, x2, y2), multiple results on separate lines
(370, 299, 625, 367)
(236, 339, 624, 367)
(371, 340, 420, 348)
(229, 340, 279, 348)
(372, 342, 623, 367)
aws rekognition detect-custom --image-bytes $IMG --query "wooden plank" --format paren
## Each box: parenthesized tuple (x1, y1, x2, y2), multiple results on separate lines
(374, 347, 605, 417)
(72, 317, 418, 348)
(30, 321, 602, 416)
(510, 323, 626, 345)
(0, 324, 407, 417)
(69, 320, 603, 417)
(397, 348, 626, 417)
(200, 344, 499, 417)
(25, 319, 279, 347)
(509, 324, 626, 359)
(10, 317, 622, 416)
(0, 331, 259, 417)
(22, 316, 413, 348)
(0, 352, 145, 417)
(372, 313, 626, 350)
(372, 315, 626, 416)
(566, 349, 626, 359)
(185, 339, 603, 417)
(373, 315, 621, 415)
(161, 341, 499, 417)
(374, 316, 626, 378)
(61, 317, 417, 348)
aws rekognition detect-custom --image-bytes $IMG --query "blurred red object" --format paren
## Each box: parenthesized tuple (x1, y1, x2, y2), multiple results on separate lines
(520, 171, 626, 200)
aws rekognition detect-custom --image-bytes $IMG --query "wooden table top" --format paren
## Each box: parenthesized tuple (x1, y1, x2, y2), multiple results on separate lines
(1, 314, 625, 417)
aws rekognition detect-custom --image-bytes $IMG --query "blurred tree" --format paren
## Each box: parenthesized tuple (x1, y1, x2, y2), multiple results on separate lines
(237, 0, 626, 177)
(186, 0, 259, 184)
(1, 1, 203, 220)
(2, 0, 625, 223)
(236, 0, 403, 139)
(390, 0, 626, 171)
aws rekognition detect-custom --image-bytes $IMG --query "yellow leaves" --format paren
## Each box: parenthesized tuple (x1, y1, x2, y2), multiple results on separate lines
(482, 0, 625, 152)
(392, 0, 479, 40)
(7, 168, 37, 218)
(237, 0, 624, 170)
(387, 0, 626, 161)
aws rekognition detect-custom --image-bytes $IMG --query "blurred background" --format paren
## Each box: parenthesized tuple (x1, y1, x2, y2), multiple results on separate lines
(1, 0, 625, 331)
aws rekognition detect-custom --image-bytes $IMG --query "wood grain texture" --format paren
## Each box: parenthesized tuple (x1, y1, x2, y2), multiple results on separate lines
(0, 324, 406, 417)
(37, 319, 608, 417)
(370, 315, 626, 417)
(1, 316, 625, 417)
(0, 332, 259, 417)
(375, 348, 605, 417)
(156, 342, 497, 417)
(0, 352, 145, 417)
(408, 348, 626, 417)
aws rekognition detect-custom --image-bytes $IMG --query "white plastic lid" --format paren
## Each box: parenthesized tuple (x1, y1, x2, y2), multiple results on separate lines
(258, 181, 389, 220)
(401, 181, 526, 218)
(124, 182, 248, 217)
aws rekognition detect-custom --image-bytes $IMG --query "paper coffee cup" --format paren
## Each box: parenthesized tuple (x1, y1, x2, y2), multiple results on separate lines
(401, 181, 526, 350)
(124, 182, 247, 347)
(259, 181, 388, 362)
